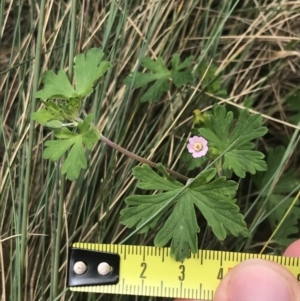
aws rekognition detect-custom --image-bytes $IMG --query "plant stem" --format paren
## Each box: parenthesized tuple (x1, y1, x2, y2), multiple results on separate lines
(20, 1, 45, 299)
(100, 135, 189, 182)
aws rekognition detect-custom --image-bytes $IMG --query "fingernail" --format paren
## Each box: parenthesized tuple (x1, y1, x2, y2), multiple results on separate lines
(228, 261, 292, 301)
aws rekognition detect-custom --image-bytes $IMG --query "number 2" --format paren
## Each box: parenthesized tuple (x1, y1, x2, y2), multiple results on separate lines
(140, 262, 147, 279)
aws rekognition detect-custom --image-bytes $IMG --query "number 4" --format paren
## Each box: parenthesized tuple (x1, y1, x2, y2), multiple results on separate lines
(217, 267, 223, 280)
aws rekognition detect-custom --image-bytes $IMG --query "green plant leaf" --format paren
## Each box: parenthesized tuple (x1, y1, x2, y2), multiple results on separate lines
(120, 164, 249, 261)
(223, 149, 267, 178)
(198, 105, 268, 178)
(43, 136, 79, 161)
(74, 48, 111, 96)
(61, 139, 87, 181)
(140, 78, 170, 102)
(154, 198, 199, 260)
(142, 57, 170, 74)
(55, 127, 78, 139)
(35, 70, 78, 100)
(82, 127, 100, 150)
(45, 120, 63, 129)
(285, 90, 300, 124)
(42, 127, 97, 181)
(35, 48, 110, 102)
(181, 151, 208, 171)
(77, 114, 101, 149)
(123, 54, 193, 103)
(252, 146, 300, 247)
(31, 109, 57, 125)
(171, 54, 194, 87)
(78, 114, 94, 133)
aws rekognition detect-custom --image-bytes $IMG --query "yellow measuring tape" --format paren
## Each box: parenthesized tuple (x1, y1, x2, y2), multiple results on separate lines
(68, 243, 300, 299)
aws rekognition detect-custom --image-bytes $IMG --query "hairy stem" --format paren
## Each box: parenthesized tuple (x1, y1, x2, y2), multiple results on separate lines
(100, 135, 188, 182)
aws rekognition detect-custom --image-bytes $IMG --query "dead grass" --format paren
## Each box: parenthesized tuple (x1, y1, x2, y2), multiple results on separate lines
(0, 1, 299, 300)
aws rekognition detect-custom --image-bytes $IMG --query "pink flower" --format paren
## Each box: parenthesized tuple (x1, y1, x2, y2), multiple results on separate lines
(187, 136, 208, 158)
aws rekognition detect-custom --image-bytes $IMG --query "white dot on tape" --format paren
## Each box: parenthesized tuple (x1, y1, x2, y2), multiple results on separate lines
(73, 261, 87, 274)
(97, 262, 111, 275)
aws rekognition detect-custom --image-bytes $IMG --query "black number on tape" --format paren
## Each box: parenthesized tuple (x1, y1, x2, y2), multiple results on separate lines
(217, 267, 223, 280)
(140, 262, 147, 279)
(178, 264, 185, 281)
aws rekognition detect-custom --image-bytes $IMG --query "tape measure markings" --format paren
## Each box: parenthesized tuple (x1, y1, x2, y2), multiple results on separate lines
(68, 243, 300, 299)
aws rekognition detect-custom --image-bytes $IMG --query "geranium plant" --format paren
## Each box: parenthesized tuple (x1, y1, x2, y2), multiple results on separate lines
(32, 48, 268, 261)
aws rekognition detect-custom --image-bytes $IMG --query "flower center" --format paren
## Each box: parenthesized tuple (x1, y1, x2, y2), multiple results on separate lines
(193, 142, 203, 152)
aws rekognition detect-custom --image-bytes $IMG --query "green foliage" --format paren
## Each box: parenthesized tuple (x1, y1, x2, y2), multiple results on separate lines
(43, 116, 100, 180)
(253, 147, 300, 246)
(120, 164, 249, 261)
(197, 63, 227, 97)
(74, 48, 111, 96)
(35, 48, 110, 100)
(181, 151, 208, 170)
(198, 105, 268, 178)
(285, 90, 300, 124)
(33, 48, 110, 124)
(123, 54, 193, 102)
(32, 48, 109, 181)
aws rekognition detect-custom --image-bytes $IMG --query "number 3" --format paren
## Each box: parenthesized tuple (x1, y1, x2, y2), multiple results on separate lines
(178, 264, 185, 281)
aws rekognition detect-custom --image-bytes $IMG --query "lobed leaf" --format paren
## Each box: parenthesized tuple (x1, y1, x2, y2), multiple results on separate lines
(61, 139, 87, 180)
(120, 165, 249, 261)
(154, 199, 199, 261)
(124, 54, 193, 103)
(43, 128, 94, 180)
(74, 48, 111, 96)
(31, 109, 57, 125)
(82, 127, 100, 150)
(141, 57, 169, 74)
(35, 70, 77, 100)
(140, 78, 170, 102)
(224, 150, 267, 178)
(132, 164, 182, 191)
(43, 137, 79, 161)
(45, 120, 63, 129)
(120, 190, 179, 233)
(198, 105, 268, 177)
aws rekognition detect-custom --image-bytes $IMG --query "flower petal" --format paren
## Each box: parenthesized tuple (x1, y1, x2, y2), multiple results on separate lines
(187, 143, 195, 153)
(187, 136, 209, 158)
(198, 137, 208, 146)
(188, 136, 198, 144)
(191, 145, 208, 158)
